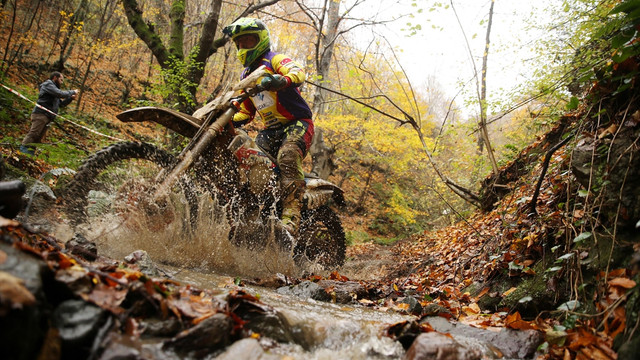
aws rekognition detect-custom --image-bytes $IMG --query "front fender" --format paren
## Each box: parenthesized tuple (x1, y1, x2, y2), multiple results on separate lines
(116, 107, 203, 138)
(304, 178, 345, 209)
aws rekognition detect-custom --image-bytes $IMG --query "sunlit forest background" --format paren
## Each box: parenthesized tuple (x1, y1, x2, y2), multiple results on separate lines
(0, 0, 619, 242)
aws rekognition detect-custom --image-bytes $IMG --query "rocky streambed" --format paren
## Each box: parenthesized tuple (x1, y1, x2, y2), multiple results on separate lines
(0, 219, 543, 360)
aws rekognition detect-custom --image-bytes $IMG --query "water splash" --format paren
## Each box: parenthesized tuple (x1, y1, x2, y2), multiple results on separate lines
(63, 194, 309, 278)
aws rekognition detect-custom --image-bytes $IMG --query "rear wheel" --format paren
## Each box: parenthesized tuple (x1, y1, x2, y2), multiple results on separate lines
(295, 206, 346, 268)
(64, 142, 198, 231)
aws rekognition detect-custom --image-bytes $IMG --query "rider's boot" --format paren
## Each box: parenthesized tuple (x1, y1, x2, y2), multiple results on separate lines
(281, 179, 305, 236)
(278, 141, 306, 236)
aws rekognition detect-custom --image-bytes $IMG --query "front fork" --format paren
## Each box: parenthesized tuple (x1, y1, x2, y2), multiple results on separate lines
(152, 103, 240, 198)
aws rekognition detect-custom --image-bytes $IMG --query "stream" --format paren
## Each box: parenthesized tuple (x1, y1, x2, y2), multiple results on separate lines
(173, 268, 411, 359)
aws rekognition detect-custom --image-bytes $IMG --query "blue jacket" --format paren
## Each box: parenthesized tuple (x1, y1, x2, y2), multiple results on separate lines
(32, 79, 76, 119)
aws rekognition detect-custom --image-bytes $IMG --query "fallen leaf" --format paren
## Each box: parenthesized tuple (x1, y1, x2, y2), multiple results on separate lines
(0, 250, 6, 264)
(597, 123, 618, 139)
(467, 303, 481, 314)
(608, 277, 636, 289)
(505, 312, 534, 330)
(605, 269, 626, 278)
(577, 346, 614, 360)
(473, 287, 490, 301)
(567, 328, 597, 351)
(0, 271, 36, 314)
(502, 287, 517, 297)
(0, 217, 19, 228)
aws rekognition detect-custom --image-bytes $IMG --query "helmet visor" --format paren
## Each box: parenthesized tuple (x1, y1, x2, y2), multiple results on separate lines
(234, 34, 259, 49)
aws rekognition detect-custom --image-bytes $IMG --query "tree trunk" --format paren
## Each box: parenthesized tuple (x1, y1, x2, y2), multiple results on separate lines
(54, 0, 89, 71)
(310, 128, 336, 179)
(183, 0, 223, 112)
(0, 0, 17, 74)
(309, 0, 341, 179)
(311, 0, 340, 116)
(478, 0, 499, 173)
(12, 0, 43, 67)
(121, 0, 172, 68)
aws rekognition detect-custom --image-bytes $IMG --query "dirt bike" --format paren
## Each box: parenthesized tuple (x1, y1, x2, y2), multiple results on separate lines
(64, 67, 346, 268)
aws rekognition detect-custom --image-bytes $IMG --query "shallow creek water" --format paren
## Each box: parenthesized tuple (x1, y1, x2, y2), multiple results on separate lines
(56, 206, 417, 359)
(53, 200, 535, 359)
(174, 268, 412, 359)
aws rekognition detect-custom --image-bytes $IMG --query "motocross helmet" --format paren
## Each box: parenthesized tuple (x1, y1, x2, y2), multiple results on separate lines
(223, 17, 270, 67)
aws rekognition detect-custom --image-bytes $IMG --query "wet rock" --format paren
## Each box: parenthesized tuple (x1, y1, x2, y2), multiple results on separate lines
(215, 338, 281, 360)
(120, 281, 163, 318)
(405, 332, 482, 360)
(276, 280, 366, 304)
(0, 179, 25, 218)
(66, 233, 98, 261)
(0, 240, 52, 360)
(422, 303, 452, 317)
(317, 279, 366, 304)
(276, 280, 331, 302)
(421, 316, 543, 359)
(98, 332, 143, 360)
(386, 320, 428, 350)
(163, 313, 232, 355)
(125, 250, 159, 277)
(400, 296, 423, 315)
(55, 265, 94, 294)
(53, 299, 109, 359)
(22, 181, 56, 216)
(142, 317, 184, 338)
(232, 296, 296, 343)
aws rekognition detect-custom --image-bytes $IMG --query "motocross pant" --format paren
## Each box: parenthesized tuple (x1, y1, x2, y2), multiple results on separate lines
(256, 119, 314, 233)
(255, 119, 314, 184)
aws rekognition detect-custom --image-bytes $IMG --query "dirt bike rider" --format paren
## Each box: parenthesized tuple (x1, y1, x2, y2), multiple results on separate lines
(223, 18, 314, 236)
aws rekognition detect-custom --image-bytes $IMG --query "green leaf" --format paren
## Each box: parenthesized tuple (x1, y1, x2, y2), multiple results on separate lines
(610, 0, 640, 15)
(556, 253, 574, 262)
(557, 300, 580, 311)
(537, 342, 549, 352)
(519, 296, 533, 303)
(546, 266, 562, 273)
(573, 232, 592, 244)
(566, 96, 579, 110)
(578, 189, 589, 197)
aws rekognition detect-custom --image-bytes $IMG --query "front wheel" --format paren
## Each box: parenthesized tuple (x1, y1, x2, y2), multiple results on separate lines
(295, 206, 346, 269)
(64, 142, 198, 231)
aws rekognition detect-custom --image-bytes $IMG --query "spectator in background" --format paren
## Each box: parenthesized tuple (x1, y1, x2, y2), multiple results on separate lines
(20, 71, 78, 155)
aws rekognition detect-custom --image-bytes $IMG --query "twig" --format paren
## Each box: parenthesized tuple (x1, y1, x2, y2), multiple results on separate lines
(526, 132, 574, 215)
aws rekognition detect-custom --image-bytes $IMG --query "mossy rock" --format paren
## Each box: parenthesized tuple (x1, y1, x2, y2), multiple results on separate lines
(499, 260, 568, 316)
